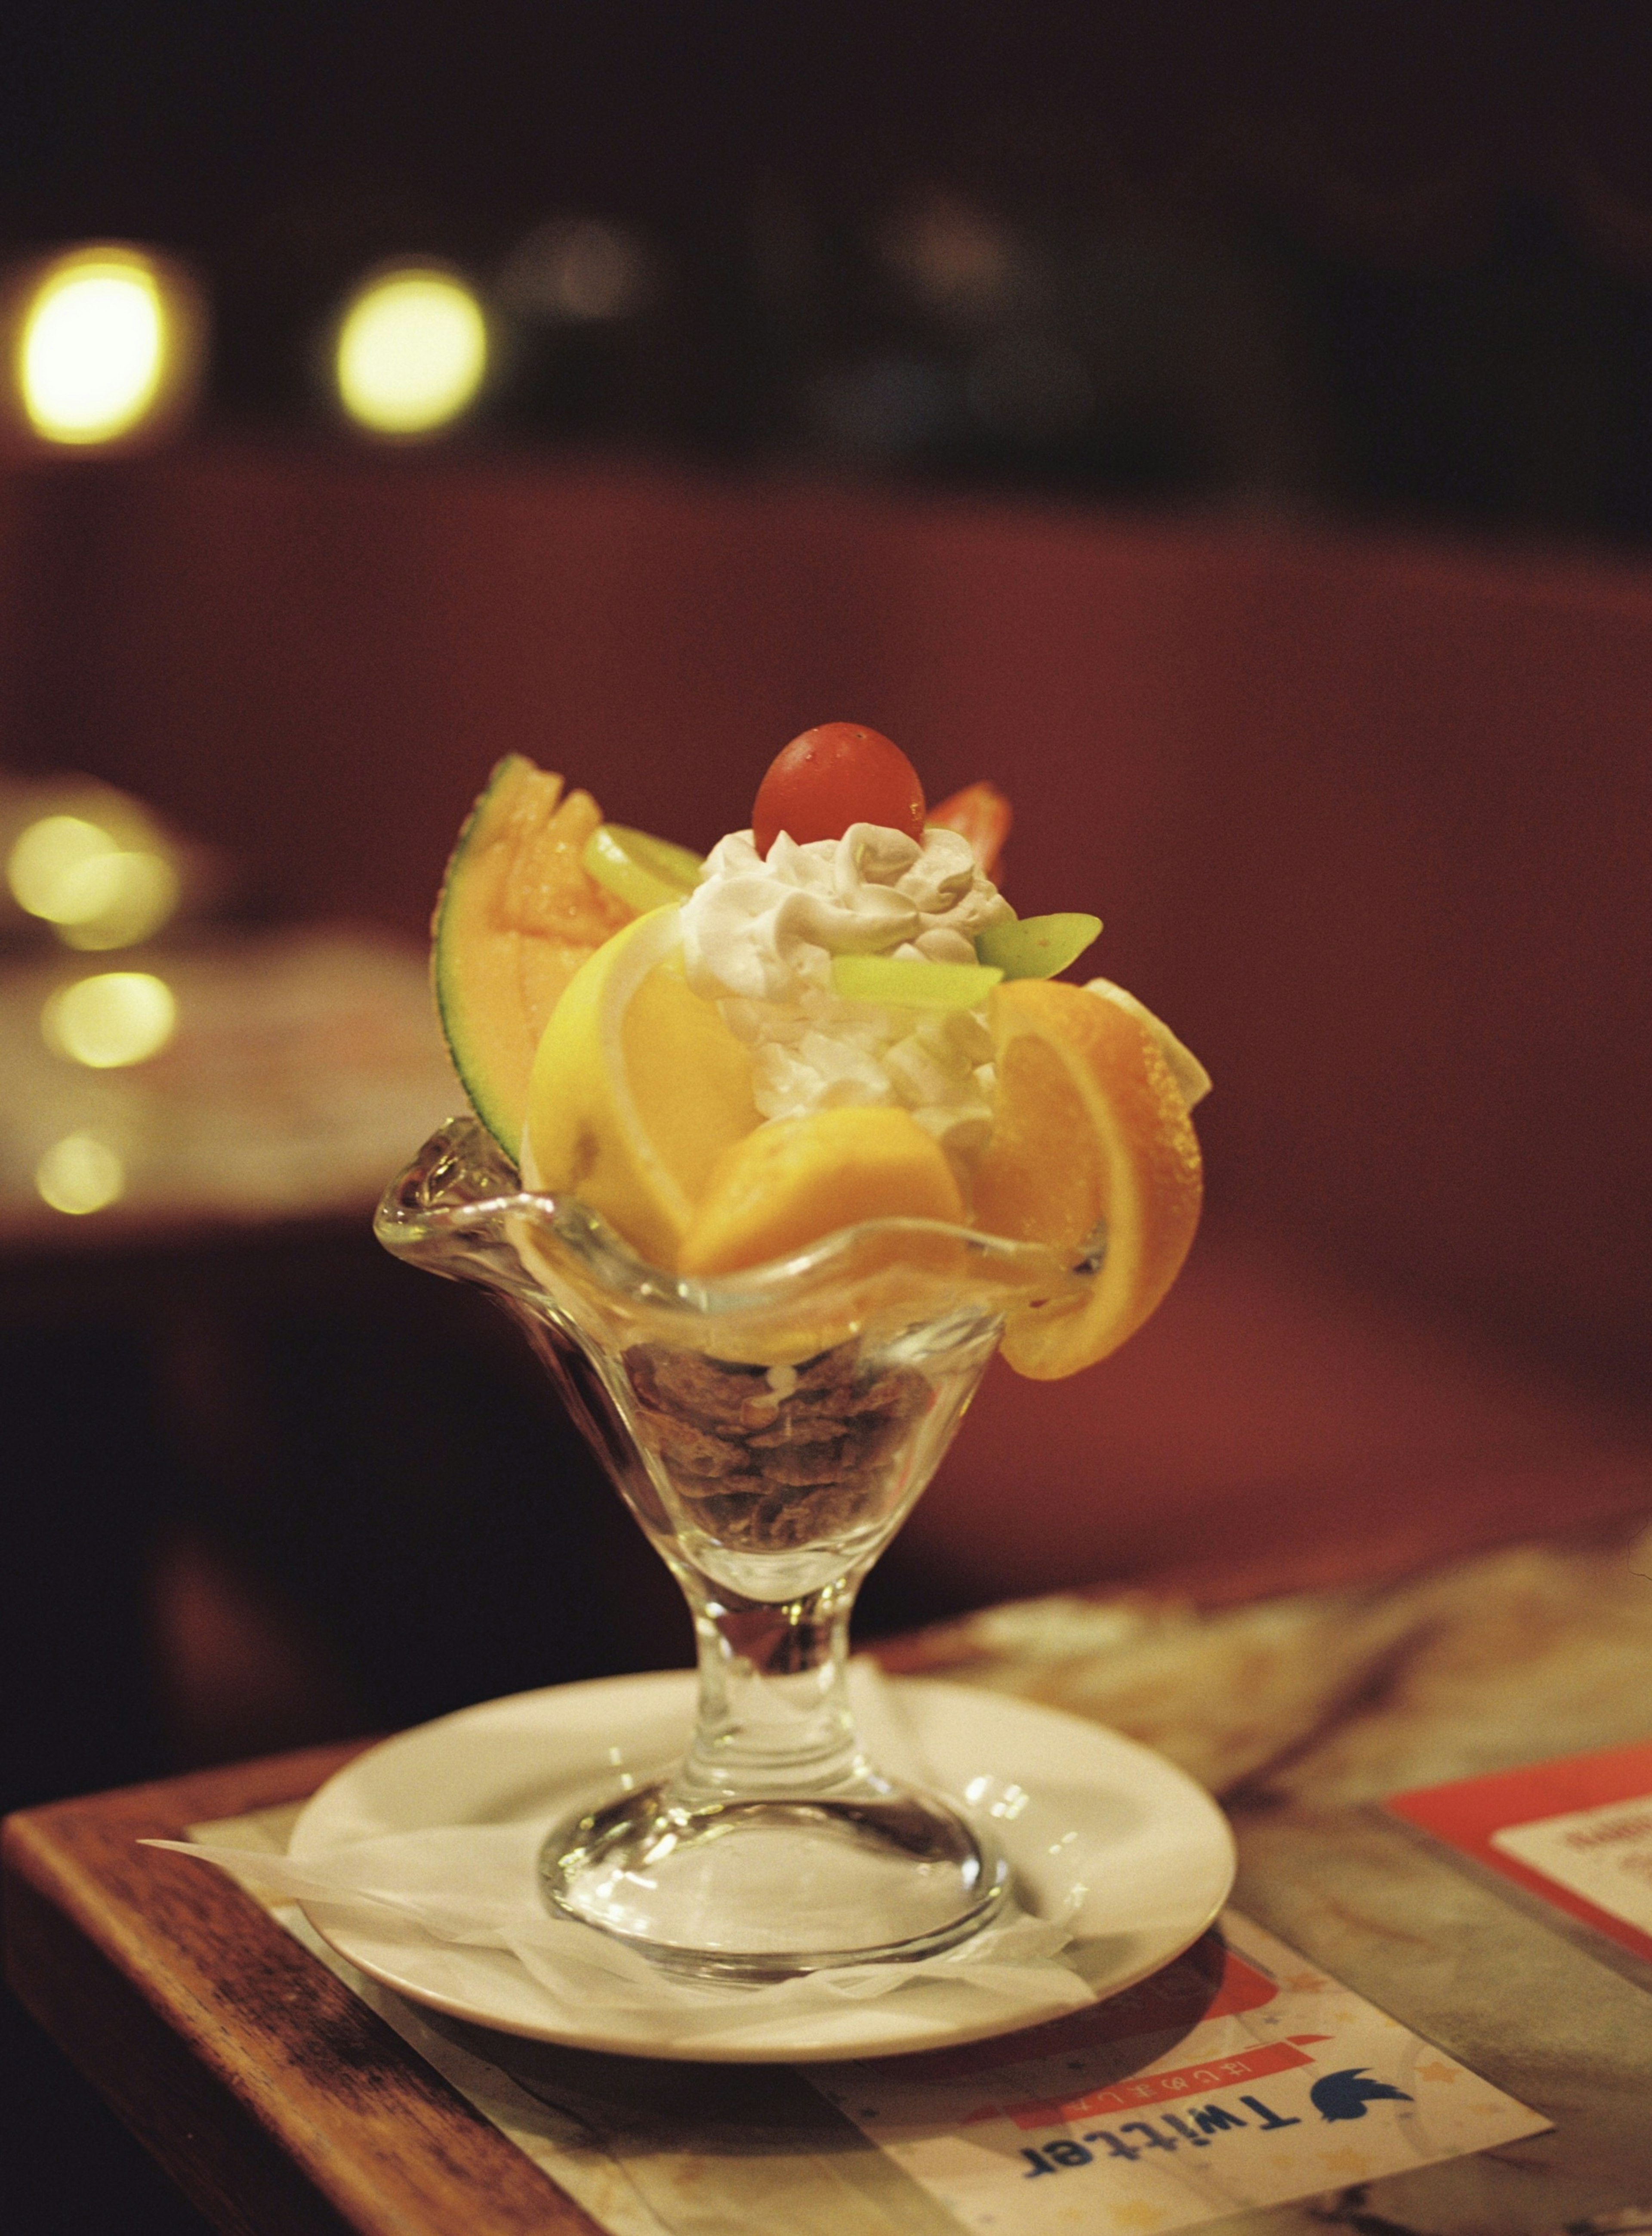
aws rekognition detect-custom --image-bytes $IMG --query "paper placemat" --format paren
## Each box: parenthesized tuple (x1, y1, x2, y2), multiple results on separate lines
(192, 1806, 1546, 2235)
(808, 1911, 1546, 2233)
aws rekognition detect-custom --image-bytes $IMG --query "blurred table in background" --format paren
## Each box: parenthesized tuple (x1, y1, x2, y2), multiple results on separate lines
(0, 923, 679, 1819)
(0, 927, 456, 1290)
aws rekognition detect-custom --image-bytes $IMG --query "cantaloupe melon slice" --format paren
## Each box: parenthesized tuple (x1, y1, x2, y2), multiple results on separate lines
(432, 755, 634, 1159)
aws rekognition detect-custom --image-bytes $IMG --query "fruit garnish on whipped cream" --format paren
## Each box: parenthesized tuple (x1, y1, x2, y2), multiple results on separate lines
(680, 819, 1012, 1153)
(433, 720, 1208, 1376)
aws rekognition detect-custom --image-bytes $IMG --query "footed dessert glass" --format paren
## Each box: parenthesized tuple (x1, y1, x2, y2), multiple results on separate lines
(377, 1117, 1094, 1982)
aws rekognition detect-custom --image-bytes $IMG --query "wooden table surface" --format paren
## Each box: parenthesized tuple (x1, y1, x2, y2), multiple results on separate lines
(9, 1516, 1652, 2236)
(4, 1741, 596, 2236)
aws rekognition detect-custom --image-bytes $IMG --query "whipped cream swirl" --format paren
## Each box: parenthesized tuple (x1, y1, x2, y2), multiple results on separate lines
(682, 823, 1011, 1002)
(680, 824, 1014, 1153)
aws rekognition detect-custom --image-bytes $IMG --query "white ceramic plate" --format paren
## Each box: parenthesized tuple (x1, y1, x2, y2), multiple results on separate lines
(291, 1670, 1235, 2062)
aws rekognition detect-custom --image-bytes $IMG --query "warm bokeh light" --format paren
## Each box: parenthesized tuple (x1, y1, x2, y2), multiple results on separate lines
(36, 1130, 126, 1215)
(334, 267, 488, 435)
(53, 850, 180, 949)
(7, 813, 180, 948)
(16, 249, 173, 444)
(42, 971, 177, 1069)
(9, 815, 117, 917)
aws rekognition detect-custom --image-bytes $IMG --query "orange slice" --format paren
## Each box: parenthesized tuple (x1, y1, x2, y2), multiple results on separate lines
(928, 780, 1012, 880)
(972, 979, 1203, 1378)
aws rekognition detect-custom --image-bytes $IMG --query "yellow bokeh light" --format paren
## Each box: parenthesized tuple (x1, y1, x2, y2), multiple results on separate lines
(36, 1131, 126, 1215)
(7, 814, 179, 948)
(18, 251, 170, 444)
(42, 971, 176, 1069)
(335, 267, 488, 435)
(9, 815, 118, 917)
(54, 850, 180, 949)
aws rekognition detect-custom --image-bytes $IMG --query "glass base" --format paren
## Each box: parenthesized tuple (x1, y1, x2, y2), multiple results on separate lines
(541, 1781, 1010, 1982)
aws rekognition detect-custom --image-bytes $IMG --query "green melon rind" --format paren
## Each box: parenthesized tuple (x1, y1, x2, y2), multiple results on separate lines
(431, 753, 533, 1161)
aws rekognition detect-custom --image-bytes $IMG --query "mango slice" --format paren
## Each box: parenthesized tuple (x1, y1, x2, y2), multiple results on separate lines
(679, 1106, 965, 1276)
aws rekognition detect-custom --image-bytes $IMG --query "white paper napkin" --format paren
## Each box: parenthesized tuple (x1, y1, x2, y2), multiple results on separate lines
(146, 1666, 1097, 2046)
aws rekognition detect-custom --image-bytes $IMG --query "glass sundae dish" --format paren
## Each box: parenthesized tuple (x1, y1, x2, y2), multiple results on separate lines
(378, 1113, 1091, 1977)
(382, 723, 1208, 1983)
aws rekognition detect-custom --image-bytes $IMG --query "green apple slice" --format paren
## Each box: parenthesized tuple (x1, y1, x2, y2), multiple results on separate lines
(975, 911, 1101, 980)
(831, 954, 1003, 1008)
(583, 823, 704, 914)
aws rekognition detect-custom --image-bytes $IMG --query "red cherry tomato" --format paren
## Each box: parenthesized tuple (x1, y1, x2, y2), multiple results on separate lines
(751, 724, 927, 858)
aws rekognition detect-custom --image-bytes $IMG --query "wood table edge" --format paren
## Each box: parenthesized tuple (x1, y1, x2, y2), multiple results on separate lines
(3, 1745, 604, 2236)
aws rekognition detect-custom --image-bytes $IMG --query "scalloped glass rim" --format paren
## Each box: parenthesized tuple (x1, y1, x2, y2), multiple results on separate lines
(375, 1115, 1095, 1329)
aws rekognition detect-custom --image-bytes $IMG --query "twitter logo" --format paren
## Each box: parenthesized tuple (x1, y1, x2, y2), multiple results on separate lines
(1310, 2068, 1415, 2122)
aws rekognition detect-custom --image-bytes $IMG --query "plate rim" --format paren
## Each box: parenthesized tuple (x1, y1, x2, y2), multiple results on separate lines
(289, 1670, 1236, 2063)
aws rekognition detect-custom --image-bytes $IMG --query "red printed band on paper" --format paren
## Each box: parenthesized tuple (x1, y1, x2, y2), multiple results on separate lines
(968, 2038, 1319, 2131)
(899, 1935, 1279, 2081)
(1386, 1739, 1652, 1968)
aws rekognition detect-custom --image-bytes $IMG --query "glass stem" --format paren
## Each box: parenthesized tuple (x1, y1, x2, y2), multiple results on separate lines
(666, 1569, 878, 1807)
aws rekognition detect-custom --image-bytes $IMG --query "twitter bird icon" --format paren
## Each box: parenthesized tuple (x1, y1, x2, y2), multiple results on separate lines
(1310, 2068, 1415, 2122)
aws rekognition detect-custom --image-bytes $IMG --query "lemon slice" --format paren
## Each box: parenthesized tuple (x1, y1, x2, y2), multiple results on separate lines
(526, 906, 761, 1268)
(973, 979, 1203, 1378)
